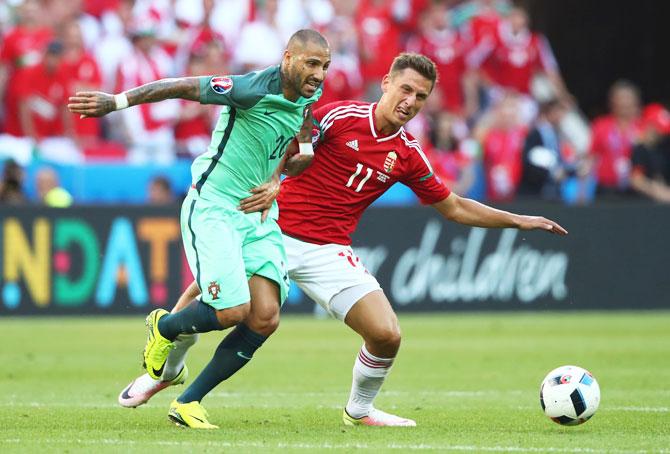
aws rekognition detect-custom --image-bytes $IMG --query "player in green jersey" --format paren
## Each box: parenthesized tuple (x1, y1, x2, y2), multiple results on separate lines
(67, 29, 331, 429)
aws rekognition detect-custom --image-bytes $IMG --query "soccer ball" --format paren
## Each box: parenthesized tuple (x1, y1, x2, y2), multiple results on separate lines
(540, 365, 600, 425)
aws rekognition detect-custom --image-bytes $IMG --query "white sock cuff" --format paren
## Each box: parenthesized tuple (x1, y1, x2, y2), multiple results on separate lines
(356, 345, 394, 376)
(360, 344, 394, 364)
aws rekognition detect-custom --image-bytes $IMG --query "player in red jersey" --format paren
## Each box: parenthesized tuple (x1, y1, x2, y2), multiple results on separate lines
(406, 3, 472, 114)
(119, 53, 567, 426)
(467, 7, 569, 102)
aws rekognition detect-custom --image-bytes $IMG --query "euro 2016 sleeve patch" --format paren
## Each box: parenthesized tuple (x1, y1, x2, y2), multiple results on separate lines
(210, 76, 233, 94)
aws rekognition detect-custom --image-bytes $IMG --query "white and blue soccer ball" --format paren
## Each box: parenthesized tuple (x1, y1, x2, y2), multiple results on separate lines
(540, 365, 600, 425)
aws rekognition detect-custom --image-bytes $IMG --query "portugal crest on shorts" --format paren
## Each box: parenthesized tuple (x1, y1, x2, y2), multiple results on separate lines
(210, 76, 233, 94)
(208, 281, 221, 300)
(384, 151, 397, 173)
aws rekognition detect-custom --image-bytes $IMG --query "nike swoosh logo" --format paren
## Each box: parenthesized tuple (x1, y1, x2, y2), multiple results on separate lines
(237, 351, 252, 360)
(120, 381, 135, 400)
(263, 110, 277, 116)
(152, 363, 165, 377)
(191, 415, 205, 423)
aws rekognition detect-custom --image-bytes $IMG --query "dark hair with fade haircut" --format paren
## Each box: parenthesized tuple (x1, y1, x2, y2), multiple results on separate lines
(389, 53, 438, 89)
(287, 29, 329, 49)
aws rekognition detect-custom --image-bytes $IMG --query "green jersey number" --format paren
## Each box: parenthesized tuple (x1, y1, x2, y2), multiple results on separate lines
(269, 135, 293, 160)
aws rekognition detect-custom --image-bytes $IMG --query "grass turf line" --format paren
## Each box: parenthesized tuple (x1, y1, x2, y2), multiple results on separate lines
(0, 312, 668, 453)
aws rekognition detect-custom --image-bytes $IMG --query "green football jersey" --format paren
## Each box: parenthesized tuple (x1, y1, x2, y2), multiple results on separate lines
(193, 66, 321, 212)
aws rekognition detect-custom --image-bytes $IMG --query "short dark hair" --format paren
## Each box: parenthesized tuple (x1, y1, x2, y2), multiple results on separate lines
(609, 79, 640, 100)
(150, 175, 172, 191)
(389, 53, 438, 89)
(287, 29, 329, 49)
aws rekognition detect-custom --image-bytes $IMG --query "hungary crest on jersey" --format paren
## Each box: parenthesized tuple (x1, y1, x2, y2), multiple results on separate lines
(384, 151, 397, 173)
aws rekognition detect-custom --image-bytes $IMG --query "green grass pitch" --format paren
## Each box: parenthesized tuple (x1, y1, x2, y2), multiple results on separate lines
(1, 312, 668, 453)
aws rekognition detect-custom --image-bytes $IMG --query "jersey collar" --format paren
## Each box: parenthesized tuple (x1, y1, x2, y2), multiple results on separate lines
(369, 103, 404, 143)
(269, 65, 283, 95)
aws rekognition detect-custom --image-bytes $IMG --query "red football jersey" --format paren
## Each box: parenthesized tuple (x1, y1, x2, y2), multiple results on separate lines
(0, 26, 53, 135)
(355, 1, 402, 81)
(15, 62, 69, 138)
(468, 23, 558, 94)
(61, 53, 103, 139)
(278, 101, 451, 245)
(482, 126, 526, 201)
(589, 115, 641, 189)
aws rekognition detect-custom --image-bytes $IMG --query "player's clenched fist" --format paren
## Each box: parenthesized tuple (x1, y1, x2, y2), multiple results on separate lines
(67, 91, 117, 118)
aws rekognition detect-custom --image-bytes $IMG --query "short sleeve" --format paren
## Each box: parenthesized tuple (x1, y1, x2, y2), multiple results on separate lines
(198, 74, 263, 109)
(401, 141, 452, 204)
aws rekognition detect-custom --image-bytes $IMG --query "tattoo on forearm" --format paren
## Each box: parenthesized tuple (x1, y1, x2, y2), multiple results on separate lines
(126, 77, 200, 106)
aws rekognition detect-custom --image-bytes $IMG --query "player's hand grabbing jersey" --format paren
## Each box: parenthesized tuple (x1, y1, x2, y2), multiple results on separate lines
(278, 100, 451, 245)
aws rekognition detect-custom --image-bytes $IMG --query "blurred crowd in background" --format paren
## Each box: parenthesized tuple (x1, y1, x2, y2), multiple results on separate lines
(1, 0, 670, 207)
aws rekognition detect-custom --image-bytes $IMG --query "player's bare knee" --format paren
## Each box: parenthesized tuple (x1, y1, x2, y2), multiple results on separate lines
(246, 306, 280, 336)
(383, 325, 402, 350)
(215, 302, 250, 328)
(366, 323, 402, 352)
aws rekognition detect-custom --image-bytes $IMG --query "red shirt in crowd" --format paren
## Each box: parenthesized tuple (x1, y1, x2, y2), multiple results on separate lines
(0, 25, 53, 135)
(61, 53, 103, 139)
(278, 101, 451, 245)
(83, 0, 120, 17)
(589, 115, 641, 189)
(115, 48, 174, 132)
(425, 145, 472, 190)
(14, 61, 68, 139)
(355, 0, 402, 81)
(466, 8, 502, 45)
(482, 126, 526, 201)
(174, 100, 212, 142)
(469, 22, 558, 94)
(407, 29, 467, 113)
(462, 7, 502, 82)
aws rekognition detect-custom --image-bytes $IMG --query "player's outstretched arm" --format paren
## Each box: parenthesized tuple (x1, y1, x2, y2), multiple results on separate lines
(67, 77, 201, 118)
(432, 193, 568, 235)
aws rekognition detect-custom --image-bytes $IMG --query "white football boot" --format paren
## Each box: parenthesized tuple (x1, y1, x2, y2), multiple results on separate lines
(118, 366, 187, 408)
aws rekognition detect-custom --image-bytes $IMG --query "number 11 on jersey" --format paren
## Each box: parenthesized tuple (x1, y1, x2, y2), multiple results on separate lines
(346, 163, 373, 192)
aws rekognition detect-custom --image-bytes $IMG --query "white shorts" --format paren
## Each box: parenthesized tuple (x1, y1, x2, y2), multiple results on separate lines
(283, 234, 381, 320)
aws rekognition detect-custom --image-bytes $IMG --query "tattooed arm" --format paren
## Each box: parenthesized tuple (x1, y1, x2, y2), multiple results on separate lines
(67, 77, 201, 118)
(285, 107, 316, 176)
